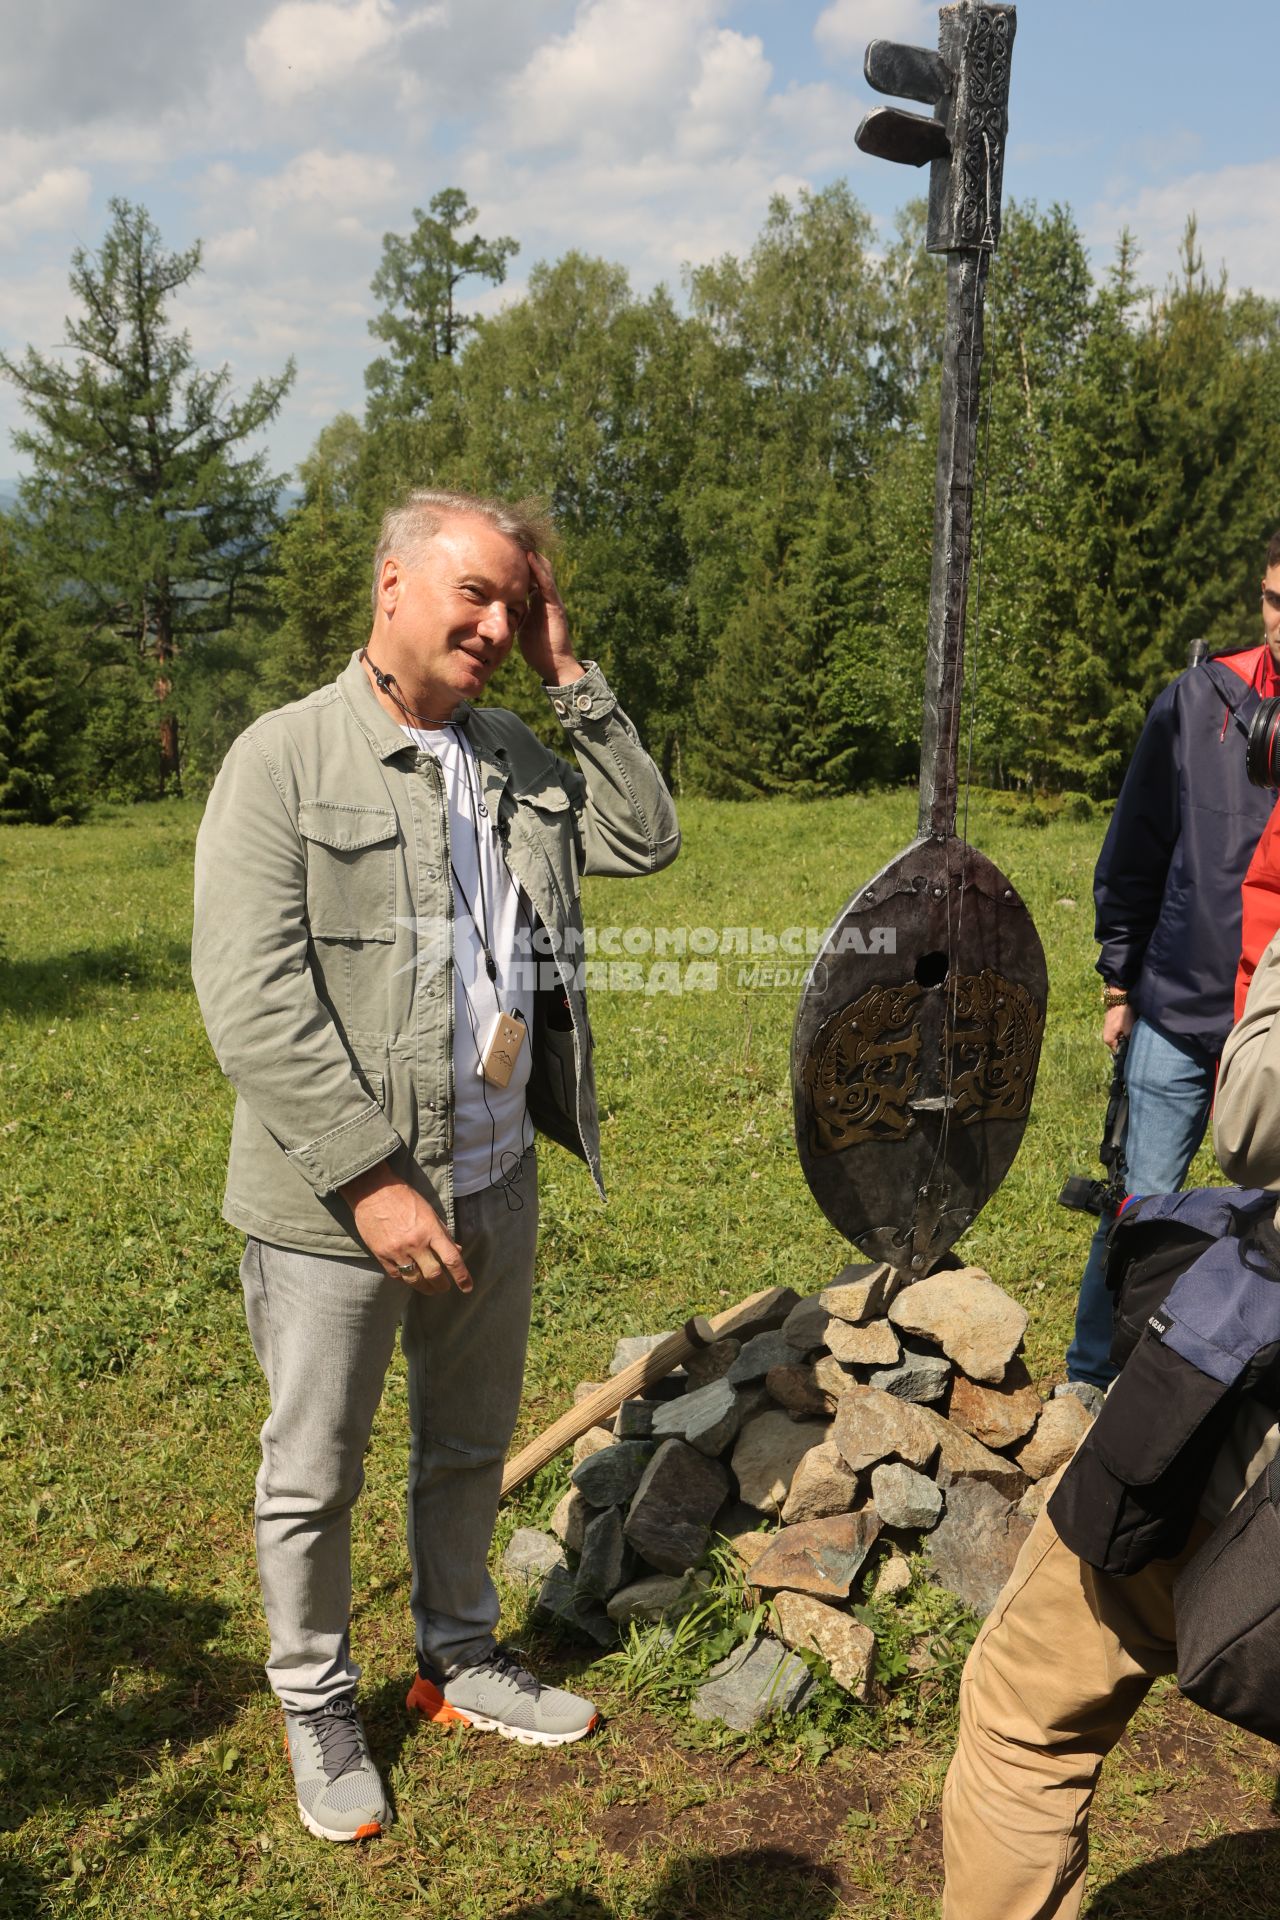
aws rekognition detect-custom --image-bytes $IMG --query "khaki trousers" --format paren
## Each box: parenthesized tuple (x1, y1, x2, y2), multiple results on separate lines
(941, 1497, 1207, 1920)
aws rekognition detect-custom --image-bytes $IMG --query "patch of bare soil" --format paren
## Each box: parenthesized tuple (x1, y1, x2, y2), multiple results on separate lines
(467, 1686, 1280, 1915)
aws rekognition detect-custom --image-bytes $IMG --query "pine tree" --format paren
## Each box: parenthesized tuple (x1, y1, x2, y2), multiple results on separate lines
(261, 414, 373, 708)
(0, 520, 84, 822)
(0, 199, 293, 794)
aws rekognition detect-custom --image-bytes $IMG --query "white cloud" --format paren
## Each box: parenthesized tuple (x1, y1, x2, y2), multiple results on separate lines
(679, 30, 772, 162)
(0, 0, 264, 134)
(0, 168, 92, 250)
(256, 148, 401, 215)
(469, 0, 868, 291)
(814, 0, 937, 65)
(0, 1, 881, 475)
(504, 0, 722, 153)
(1090, 159, 1280, 302)
(246, 0, 442, 104)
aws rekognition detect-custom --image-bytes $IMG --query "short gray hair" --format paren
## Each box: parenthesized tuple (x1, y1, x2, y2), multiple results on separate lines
(371, 488, 556, 613)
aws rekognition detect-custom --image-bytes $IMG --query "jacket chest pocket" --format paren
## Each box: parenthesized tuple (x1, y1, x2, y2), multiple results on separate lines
(507, 779, 581, 906)
(298, 801, 398, 942)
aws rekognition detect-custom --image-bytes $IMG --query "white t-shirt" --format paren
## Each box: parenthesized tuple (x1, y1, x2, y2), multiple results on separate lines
(404, 725, 533, 1196)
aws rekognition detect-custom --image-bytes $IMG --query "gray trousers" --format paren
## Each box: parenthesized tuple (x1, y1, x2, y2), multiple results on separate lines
(240, 1153, 538, 1713)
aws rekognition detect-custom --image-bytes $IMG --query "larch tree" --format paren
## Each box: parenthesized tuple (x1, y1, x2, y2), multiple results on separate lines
(0, 198, 293, 792)
(364, 188, 518, 432)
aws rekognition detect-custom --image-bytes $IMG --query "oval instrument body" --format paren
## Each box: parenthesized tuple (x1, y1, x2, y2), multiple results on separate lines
(792, 833, 1047, 1274)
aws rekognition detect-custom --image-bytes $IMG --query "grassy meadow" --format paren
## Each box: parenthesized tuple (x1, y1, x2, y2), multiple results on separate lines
(2, 790, 1277, 1918)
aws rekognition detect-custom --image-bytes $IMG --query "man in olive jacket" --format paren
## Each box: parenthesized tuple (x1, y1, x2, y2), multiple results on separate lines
(193, 489, 679, 1841)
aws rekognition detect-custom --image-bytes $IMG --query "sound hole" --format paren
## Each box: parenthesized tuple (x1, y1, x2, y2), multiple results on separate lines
(914, 950, 949, 989)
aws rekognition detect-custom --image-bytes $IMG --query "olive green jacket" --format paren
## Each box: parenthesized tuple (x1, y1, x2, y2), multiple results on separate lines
(1216, 929, 1280, 1189)
(192, 654, 679, 1255)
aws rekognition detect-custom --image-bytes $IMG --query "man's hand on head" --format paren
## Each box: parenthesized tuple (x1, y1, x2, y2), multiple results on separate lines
(517, 550, 585, 688)
(338, 1161, 472, 1295)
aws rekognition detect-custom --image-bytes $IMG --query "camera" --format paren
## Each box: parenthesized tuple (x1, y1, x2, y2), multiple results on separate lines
(1058, 1032, 1130, 1220)
(1058, 1174, 1113, 1217)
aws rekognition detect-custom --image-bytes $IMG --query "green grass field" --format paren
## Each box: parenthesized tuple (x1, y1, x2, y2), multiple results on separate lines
(2, 791, 1276, 1918)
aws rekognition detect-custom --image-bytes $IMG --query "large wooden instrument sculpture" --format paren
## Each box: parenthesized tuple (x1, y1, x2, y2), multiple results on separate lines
(792, 3, 1047, 1277)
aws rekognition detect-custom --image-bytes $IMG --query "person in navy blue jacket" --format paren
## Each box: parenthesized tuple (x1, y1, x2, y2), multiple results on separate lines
(1067, 535, 1280, 1390)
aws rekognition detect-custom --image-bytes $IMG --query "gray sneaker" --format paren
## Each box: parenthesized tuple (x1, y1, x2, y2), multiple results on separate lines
(283, 1694, 389, 1841)
(407, 1645, 598, 1747)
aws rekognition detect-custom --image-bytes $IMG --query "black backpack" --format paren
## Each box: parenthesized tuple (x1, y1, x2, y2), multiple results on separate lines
(1174, 1445, 1280, 1743)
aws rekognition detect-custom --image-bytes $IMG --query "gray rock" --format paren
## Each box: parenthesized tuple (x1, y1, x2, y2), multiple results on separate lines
(871, 1461, 944, 1532)
(781, 1294, 831, 1353)
(888, 1268, 1027, 1384)
(949, 1368, 1042, 1450)
(873, 1552, 913, 1600)
(625, 1439, 730, 1574)
(772, 1592, 876, 1697)
(690, 1634, 816, 1731)
(502, 1528, 566, 1586)
(613, 1397, 655, 1440)
(571, 1441, 653, 1509)
(813, 1352, 856, 1399)
(726, 1527, 774, 1574)
(1017, 1481, 1047, 1523)
(923, 1478, 1034, 1617)
(609, 1333, 672, 1375)
(1054, 1379, 1106, 1419)
(728, 1330, 798, 1386)
(640, 1373, 689, 1404)
(831, 1385, 941, 1476)
(651, 1377, 743, 1455)
(575, 1505, 632, 1604)
(824, 1318, 901, 1368)
(747, 1509, 882, 1600)
(734, 1385, 772, 1425)
(780, 1440, 858, 1525)
(1014, 1395, 1093, 1481)
(572, 1425, 616, 1466)
(821, 1262, 899, 1326)
(912, 1403, 1029, 1501)
(869, 1346, 952, 1406)
(766, 1363, 839, 1420)
(534, 1563, 617, 1648)
(550, 1488, 589, 1555)
(606, 1570, 709, 1627)
(731, 1412, 830, 1513)
(719, 1288, 802, 1342)
(714, 1496, 770, 1541)
(684, 1337, 741, 1389)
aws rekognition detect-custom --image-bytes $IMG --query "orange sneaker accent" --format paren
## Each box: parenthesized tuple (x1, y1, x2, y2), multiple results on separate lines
(353, 1821, 383, 1840)
(406, 1673, 472, 1726)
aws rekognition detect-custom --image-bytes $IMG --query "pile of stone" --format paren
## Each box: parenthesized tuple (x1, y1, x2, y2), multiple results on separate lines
(503, 1261, 1095, 1731)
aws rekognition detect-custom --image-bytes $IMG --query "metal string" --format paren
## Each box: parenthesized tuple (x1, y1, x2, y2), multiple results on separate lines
(917, 131, 1000, 1267)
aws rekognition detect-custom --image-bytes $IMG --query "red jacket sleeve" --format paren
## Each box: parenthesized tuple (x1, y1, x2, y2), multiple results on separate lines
(1236, 796, 1280, 1020)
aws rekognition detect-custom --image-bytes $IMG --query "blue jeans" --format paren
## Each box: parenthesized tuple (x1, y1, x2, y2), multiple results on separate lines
(1065, 1018, 1216, 1388)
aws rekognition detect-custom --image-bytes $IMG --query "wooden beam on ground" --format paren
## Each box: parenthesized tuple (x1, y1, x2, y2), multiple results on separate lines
(501, 1285, 792, 1499)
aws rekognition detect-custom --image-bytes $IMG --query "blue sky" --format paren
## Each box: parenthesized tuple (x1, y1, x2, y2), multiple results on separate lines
(2, 0, 1276, 478)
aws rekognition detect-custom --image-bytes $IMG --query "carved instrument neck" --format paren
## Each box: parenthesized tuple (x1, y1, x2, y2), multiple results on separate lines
(918, 248, 989, 842)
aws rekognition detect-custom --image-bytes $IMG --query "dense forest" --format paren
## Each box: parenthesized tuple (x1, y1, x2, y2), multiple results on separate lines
(2, 184, 1278, 823)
